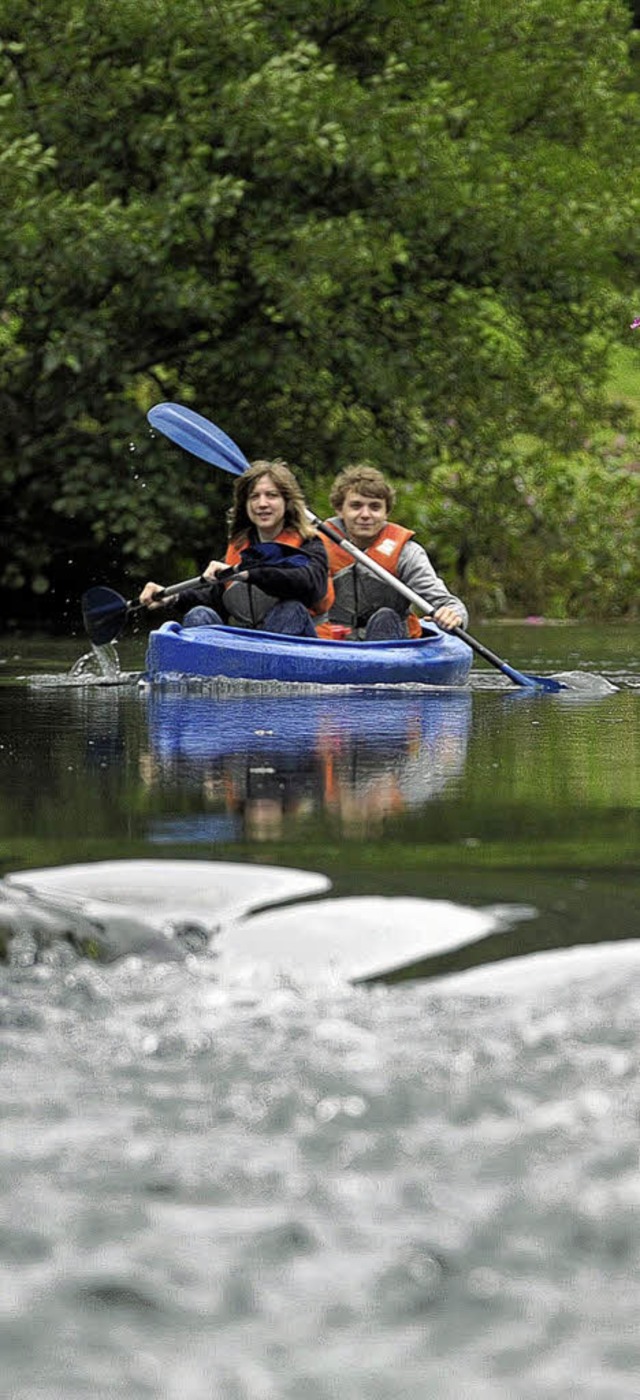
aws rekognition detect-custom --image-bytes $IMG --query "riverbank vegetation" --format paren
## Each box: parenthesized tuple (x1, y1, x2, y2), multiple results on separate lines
(1, 0, 639, 627)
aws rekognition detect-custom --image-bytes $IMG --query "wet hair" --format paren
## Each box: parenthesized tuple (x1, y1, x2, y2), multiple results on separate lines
(329, 464, 396, 513)
(227, 460, 315, 541)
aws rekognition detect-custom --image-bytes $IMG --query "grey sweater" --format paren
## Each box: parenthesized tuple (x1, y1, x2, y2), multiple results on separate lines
(328, 518, 468, 631)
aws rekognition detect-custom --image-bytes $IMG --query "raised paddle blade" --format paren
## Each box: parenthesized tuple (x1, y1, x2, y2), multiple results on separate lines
(148, 403, 250, 476)
(82, 586, 130, 645)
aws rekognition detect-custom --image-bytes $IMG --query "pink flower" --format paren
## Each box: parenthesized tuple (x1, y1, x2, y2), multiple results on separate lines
(630, 316, 640, 330)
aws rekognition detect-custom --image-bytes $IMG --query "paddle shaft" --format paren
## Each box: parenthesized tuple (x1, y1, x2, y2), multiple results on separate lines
(131, 567, 240, 615)
(128, 575, 207, 614)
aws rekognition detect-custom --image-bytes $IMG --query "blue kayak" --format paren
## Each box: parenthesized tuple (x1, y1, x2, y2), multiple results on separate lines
(145, 620, 473, 687)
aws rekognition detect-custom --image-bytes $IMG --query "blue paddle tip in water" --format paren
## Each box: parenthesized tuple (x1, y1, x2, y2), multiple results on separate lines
(502, 665, 566, 693)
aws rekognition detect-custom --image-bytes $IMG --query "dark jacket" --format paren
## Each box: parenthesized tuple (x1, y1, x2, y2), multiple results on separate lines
(177, 530, 330, 625)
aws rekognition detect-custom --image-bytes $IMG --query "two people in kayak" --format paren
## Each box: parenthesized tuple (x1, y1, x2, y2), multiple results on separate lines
(139, 460, 467, 639)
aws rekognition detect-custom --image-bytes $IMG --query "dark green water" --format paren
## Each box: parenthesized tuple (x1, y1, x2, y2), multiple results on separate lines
(1, 624, 639, 1399)
(1, 623, 638, 973)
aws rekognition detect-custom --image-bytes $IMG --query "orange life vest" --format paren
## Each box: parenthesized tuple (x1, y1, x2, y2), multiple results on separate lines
(317, 521, 422, 638)
(225, 528, 334, 619)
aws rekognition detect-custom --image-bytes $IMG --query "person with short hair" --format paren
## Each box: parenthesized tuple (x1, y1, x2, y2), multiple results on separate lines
(140, 460, 332, 636)
(321, 464, 467, 641)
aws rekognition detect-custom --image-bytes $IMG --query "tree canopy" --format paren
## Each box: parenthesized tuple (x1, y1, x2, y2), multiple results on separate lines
(1, 0, 639, 624)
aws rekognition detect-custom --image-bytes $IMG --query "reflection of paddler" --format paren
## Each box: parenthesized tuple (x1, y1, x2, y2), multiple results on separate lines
(320, 741, 408, 834)
(320, 718, 421, 807)
(317, 716, 469, 833)
(222, 751, 325, 841)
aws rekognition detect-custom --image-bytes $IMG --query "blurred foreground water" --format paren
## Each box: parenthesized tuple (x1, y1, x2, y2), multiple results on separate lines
(0, 624, 639, 1397)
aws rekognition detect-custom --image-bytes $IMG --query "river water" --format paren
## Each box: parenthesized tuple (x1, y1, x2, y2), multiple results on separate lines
(1, 623, 639, 1398)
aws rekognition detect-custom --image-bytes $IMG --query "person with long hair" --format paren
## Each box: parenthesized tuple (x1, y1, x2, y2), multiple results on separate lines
(140, 460, 332, 636)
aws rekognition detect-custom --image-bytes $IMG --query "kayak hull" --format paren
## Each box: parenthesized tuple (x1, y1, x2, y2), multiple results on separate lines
(145, 621, 473, 687)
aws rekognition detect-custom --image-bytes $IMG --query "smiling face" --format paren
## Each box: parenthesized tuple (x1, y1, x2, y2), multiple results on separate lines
(246, 473, 286, 541)
(339, 489, 389, 549)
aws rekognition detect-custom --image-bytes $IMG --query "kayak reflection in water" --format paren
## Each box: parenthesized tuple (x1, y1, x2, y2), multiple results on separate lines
(318, 464, 467, 641)
(139, 461, 333, 637)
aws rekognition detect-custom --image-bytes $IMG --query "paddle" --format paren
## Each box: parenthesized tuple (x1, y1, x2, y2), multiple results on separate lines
(82, 576, 207, 646)
(147, 402, 565, 692)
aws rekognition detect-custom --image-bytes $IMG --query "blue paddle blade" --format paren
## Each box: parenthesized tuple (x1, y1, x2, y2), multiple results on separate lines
(147, 403, 251, 476)
(503, 669, 565, 693)
(82, 585, 129, 645)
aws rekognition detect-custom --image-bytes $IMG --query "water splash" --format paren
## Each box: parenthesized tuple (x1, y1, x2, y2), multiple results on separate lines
(28, 642, 134, 689)
(550, 670, 619, 695)
(68, 642, 121, 681)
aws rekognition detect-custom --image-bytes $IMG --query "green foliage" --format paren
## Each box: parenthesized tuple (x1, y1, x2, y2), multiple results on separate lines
(1, 0, 639, 621)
